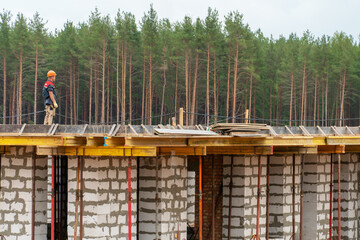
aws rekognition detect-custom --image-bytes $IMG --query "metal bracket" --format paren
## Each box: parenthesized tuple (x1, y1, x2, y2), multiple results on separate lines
(268, 126, 278, 137)
(141, 124, 151, 135)
(299, 126, 310, 136)
(317, 126, 327, 136)
(18, 124, 26, 136)
(47, 124, 55, 136)
(50, 124, 58, 136)
(345, 126, 355, 135)
(128, 124, 138, 136)
(108, 124, 116, 136)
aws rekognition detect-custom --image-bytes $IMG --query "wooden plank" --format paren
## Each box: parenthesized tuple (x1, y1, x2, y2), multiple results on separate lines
(37, 146, 157, 157)
(318, 145, 345, 154)
(0, 136, 63, 146)
(157, 147, 206, 156)
(326, 136, 360, 145)
(344, 145, 360, 153)
(125, 137, 188, 146)
(273, 146, 317, 154)
(206, 146, 273, 155)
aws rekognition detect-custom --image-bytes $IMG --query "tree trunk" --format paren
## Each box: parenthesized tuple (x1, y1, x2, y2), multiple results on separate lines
(3, 56, 7, 124)
(149, 46, 153, 125)
(122, 42, 127, 125)
(313, 75, 317, 126)
(34, 47, 38, 124)
(89, 56, 93, 124)
(116, 39, 120, 123)
(70, 62, 73, 124)
(142, 50, 146, 124)
(339, 68, 346, 126)
(129, 51, 132, 123)
(174, 64, 178, 120)
(289, 69, 294, 126)
(301, 61, 306, 125)
(191, 52, 199, 125)
(18, 50, 23, 124)
(226, 53, 230, 123)
(101, 39, 106, 124)
(325, 74, 328, 126)
(213, 53, 217, 124)
(185, 49, 189, 126)
(107, 58, 110, 124)
(94, 60, 98, 124)
(232, 43, 239, 123)
(206, 44, 210, 126)
(160, 60, 167, 124)
(12, 80, 16, 124)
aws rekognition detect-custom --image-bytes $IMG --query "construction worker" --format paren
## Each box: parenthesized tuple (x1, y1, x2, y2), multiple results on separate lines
(43, 70, 58, 125)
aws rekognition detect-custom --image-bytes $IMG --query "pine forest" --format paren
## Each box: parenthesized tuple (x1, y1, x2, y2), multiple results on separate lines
(0, 6, 359, 126)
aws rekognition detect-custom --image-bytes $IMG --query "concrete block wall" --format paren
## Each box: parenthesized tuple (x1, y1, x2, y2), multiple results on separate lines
(67, 156, 137, 240)
(223, 155, 245, 239)
(138, 155, 188, 240)
(0, 147, 48, 240)
(187, 171, 196, 227)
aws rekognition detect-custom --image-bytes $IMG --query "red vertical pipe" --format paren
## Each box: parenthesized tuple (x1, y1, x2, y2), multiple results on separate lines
(337, 154, 341, 240)
(199, 156, 203, 240)
(51, 156, 55, 240)
(128, 158, 132, 240)
(329, 154, 333, 239)
(256, 155, 262, 240)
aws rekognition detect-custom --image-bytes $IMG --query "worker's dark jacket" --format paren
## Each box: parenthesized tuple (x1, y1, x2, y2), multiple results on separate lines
(43, 80, 57, 106)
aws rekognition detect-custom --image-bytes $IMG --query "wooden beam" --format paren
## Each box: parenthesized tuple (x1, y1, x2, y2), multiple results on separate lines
(206, 146, 273, 155)
(125, 137, 188, 147)
(189, 136, 314, 147)
(157, 147, 206, 156)
(273, 146, 317, 155)
(326, 136, 360, 145)
(318, 145, 345, 154)
(0, 146, 10, 154)
(344, 145, 360, 153)
(36, 146, 156, 157)
(0, 136, 63, 146)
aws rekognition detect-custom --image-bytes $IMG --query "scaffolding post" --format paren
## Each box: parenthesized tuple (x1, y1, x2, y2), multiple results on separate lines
(300, 154, 304, 240)
(292, 154, 296, 237)
(227, 156, 234, 240)
(179, 108, 184, 126)
(256, 155, 262, 240)
(329, 154, 333, 239)
(266, 155, 270, 240)
(337, 154, 341, 240)
(79, 155, 84, 240)
(128, 157, 132, 240)
(74, 156, 81, 240)
(51, 156, 55, 240)
(31, 150, 36, 240)
(199, 156, 203, 240)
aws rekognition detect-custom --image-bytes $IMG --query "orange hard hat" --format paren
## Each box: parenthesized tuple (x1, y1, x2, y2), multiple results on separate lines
(47, 70, 56, 77)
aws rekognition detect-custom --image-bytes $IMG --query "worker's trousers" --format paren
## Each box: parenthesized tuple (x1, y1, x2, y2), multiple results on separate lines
(44, 105, 56, 125)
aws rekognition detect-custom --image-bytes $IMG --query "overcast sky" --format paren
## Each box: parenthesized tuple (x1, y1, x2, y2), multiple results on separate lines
(2, 0, 360, 39)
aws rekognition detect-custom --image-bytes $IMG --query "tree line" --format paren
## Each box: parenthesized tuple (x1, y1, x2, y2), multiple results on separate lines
(0, 6, 359, 126)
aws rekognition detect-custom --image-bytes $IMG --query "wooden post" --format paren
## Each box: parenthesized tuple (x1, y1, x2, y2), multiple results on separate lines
(172, 117, 176, 126)
(245, 109, 249, 124)
(179, 108, 184, 126)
